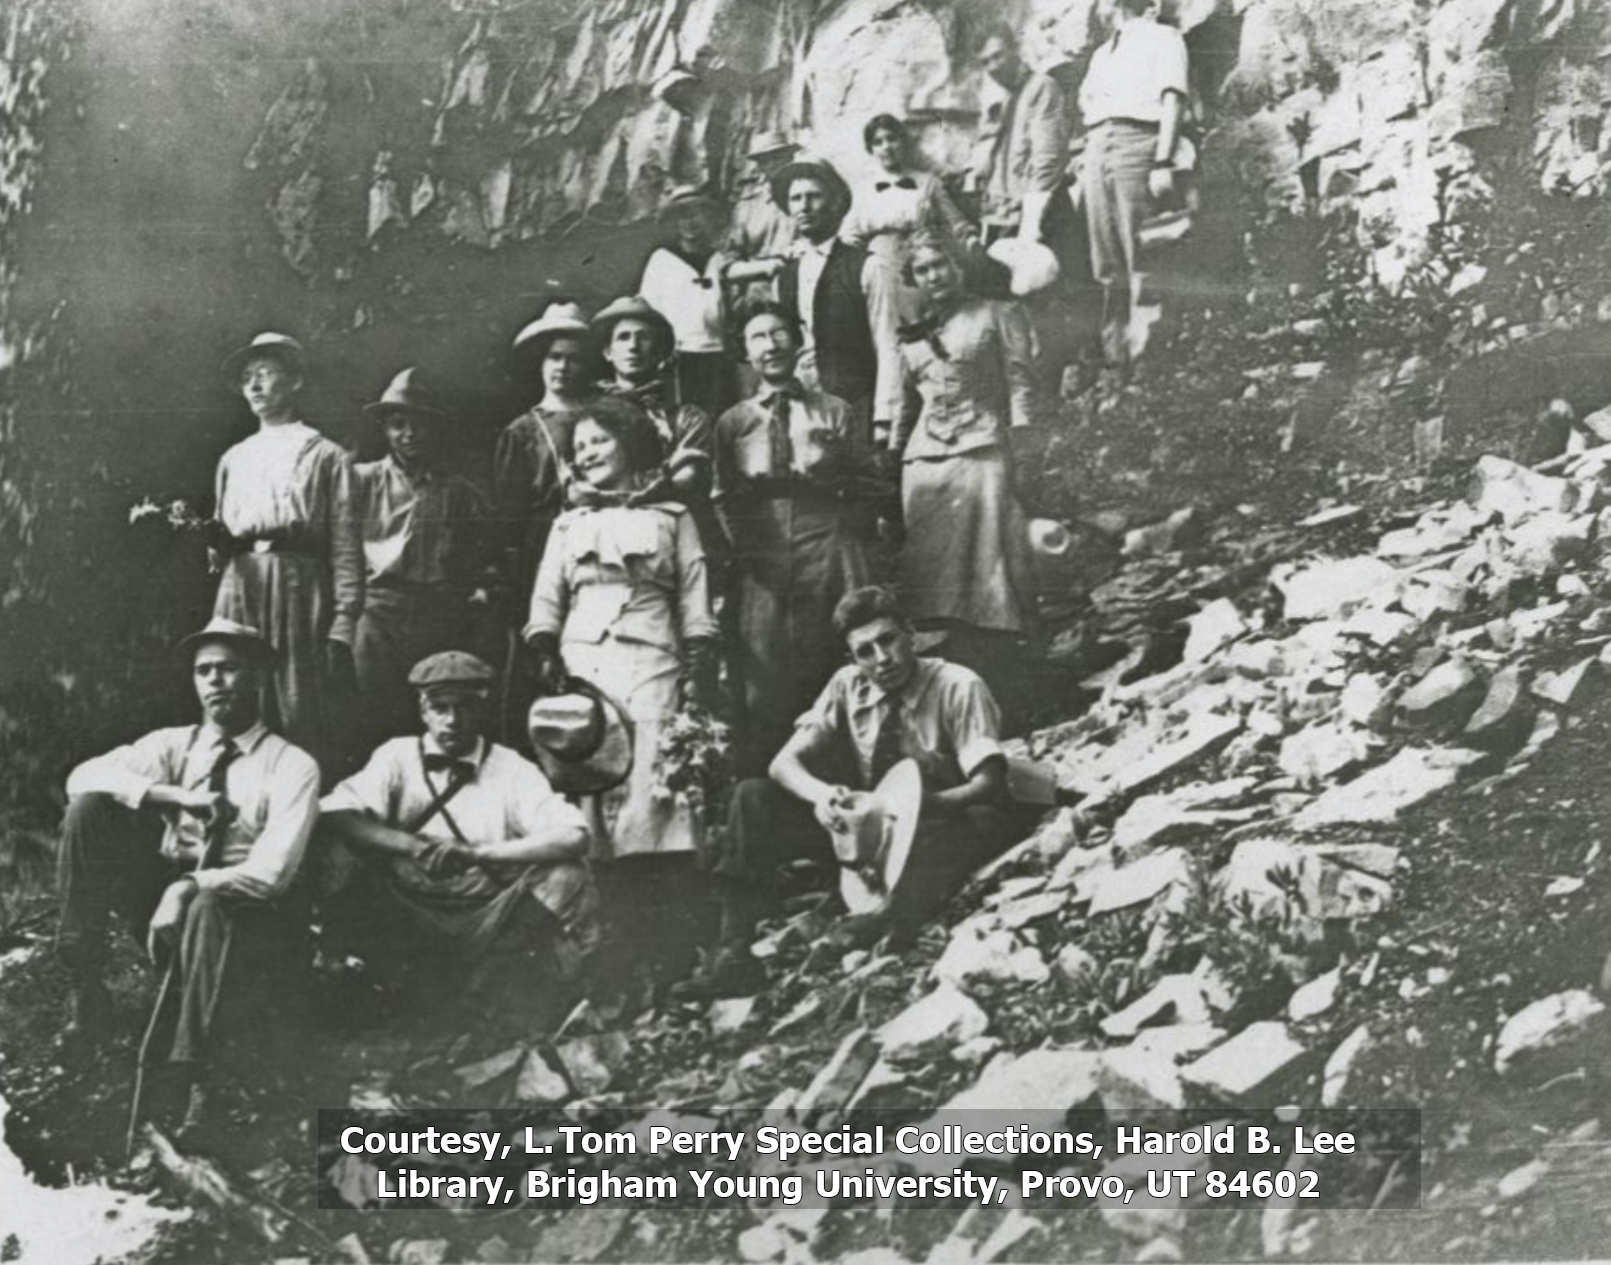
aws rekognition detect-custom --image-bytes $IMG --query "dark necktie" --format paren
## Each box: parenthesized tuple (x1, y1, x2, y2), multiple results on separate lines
(201, 741, 240, 867)
(869, 696, 907, 785)
(766, 387, 799, 474)
(876, 178, 919, 192)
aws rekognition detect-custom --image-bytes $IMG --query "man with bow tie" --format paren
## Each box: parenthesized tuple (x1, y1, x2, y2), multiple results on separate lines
(56, 618, 320, 1132)
(771, 157, 904, 450)
(673, 586, 1015, 1000)
(317, 651, 598, 1024)
(713, 304, 882, 772)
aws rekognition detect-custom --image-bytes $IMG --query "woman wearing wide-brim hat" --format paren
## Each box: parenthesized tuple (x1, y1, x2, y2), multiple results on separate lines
(492, 301, 606, 595)
(212, 330, 363, 777)
(639, 185, 737, 416)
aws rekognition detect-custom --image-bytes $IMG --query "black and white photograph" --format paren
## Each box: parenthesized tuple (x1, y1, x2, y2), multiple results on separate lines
(1, 0, 1610, 1260)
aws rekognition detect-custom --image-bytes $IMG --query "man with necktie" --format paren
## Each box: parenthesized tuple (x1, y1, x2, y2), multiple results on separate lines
(316, 651, 598, 1028)
(673, 587, 1015, 1000)
(56, 617, 320, 1133)
(712, 304, 882, 773)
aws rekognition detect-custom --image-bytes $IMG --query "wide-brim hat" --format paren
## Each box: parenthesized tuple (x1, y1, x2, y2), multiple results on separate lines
(657, 184, 725, 225)
(510, 301, 597, 370)
(986, 238, 1061, 297)
(363, 367, 452, 424)
(528, 678, 634, 796)
(747, 128, 800, 161)
(591, 295, 676, 354)
(176, 617, 277, 669)
(221, 331, 306, 388)
(769, 157, 852, 216)
(834, 759, 924, 917)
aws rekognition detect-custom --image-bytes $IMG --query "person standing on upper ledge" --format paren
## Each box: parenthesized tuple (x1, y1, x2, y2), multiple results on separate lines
(773, 156, 905, 451)
(972, 24, 1083, 413)
(1077, 0, 1190, 374)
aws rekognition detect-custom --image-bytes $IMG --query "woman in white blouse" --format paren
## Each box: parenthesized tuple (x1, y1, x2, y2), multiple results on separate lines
(213, 332, 362, 776)
(638, 186, 737, 416)
(843, 114, 980, 291)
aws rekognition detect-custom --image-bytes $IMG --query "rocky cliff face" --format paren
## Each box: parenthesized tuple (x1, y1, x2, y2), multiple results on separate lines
(230, 0, 1611, 291)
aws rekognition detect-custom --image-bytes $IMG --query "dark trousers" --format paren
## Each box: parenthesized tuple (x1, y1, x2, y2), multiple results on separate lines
(714, 777, 1017, 937)
(56, 793, 304, 1066)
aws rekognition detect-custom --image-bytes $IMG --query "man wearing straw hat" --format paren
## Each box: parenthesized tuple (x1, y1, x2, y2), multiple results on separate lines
(772, 155, 905, 449)
(351, 367, 492, 745)
(318, 651, 599, 1025)
(725, 128, 803, 273)
(55, 618, 320, 1135)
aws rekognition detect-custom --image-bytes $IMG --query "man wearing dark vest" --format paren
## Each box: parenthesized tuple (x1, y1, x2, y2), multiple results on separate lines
(772, 157, 903, 449)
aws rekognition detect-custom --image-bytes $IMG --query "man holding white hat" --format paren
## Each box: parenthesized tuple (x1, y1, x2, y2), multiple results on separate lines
(56, 617, 320, 1133)
(318, 650, 598, 1022)
(674, 587, 1018, 1000)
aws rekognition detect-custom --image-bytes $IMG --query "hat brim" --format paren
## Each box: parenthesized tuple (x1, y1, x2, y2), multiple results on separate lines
(176, 628, 277, 670)
(592, 307, 675, 353)
(221, 342, 305, 390)
(769, 161, 851, 215)
(510, 324, 600, 374)
(839, 760, 924, 917)
(530, 679, 635, 797)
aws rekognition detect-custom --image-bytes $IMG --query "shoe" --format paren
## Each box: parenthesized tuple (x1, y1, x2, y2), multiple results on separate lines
(175, 1081, 213, 1143)
(668, 948, 767, 1003)
(57, 982, 111, 1055)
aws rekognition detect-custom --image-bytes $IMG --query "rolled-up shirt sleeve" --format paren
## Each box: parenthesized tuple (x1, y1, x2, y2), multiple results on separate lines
(507, 760, 589, 842)
(66, 730, 182, 808)
(946, 675, 1005, 777)
(794, 671, 849, 746)
(321, 743, 402, 819)
(192, 749, 320, 901)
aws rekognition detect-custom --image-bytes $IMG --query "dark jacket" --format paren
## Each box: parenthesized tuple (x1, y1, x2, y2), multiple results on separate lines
(779, 240, 878, 425)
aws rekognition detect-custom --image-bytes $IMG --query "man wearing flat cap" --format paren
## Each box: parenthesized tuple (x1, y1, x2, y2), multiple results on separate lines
(318, 651, 599, 1025)
(56, 618, 320, 1133)
(352, 367, 493, 746)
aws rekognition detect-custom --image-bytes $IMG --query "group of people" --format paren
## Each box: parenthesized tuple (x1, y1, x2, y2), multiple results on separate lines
(51, 8, 1193, 1137)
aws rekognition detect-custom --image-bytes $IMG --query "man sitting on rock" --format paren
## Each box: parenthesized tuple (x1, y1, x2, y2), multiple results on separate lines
(57, 618, 320, 1133)
(317, 651, 599, 1027)
(673, 586, 1018, 1000)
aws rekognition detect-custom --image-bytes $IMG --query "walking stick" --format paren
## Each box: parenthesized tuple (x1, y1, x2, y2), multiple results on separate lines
(126, 768, 235, 1159)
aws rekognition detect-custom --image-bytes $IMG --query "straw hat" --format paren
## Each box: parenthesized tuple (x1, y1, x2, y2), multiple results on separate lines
(986, 238, 1061, 297)
(528, 680, 634, 796)
(657, 183, 725, 225)
(511, 301, 596, 368)
(221, 331, 306, 387)
(769, 156, 852, 216)
(831, 760, 924, 917)
(176, 617, 276, 669)
(591, 295, 675, 355)
(747, 128, 800, 161)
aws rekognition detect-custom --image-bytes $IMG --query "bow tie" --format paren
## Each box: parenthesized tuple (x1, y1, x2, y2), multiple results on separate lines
(876, 178, 918, 192)
(423, 753, 477, 781)
(898, 317, 951, 360)
(761, 381, 806, 405)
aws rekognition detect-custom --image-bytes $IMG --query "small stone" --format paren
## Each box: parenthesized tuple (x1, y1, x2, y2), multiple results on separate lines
(555, 1032, 630, 1098)
(1182, 1022, 1312, 1103)
(1295, 747, 1484, 828)
(1397, 656, 1484, 728)
(709, 997, 758, 1036)
(939, 1049, 1104, 1128)
(1055, 943, 1100, 987)
(1340, 674, 1391, 726)
(795, 1028, 881, 1124)
(1469, 455, 1577, 523)
(737, 1222, 794, 1262)
(1081, 849, 1193, 916)
(1272, 556, 1401, 621)
(878, 986, 989, 1060)
(453, 1045, 525, 1091)
(1531, 657, 1597, 709)
(1463, 664, 1534, 750)
(1287, 969, 1341, 1022)
(1136, 1235, 1185, 1262)
(1278, 721, 1373, 786)
(1376, 501, 1488, 559)
(1397, 570, 1470, 621)
(389, 1242, 450, 1265)
(514, 1049, 571, 1104)
(1494, 990, 1609, 1078)
(1184, 598, 1248, 661)
(1496, 1159, 1548, 1202)
(933, 926, 1050, 992)
(1100, 975, 1212, 1039)
(1322, 1025, 1372, 1107)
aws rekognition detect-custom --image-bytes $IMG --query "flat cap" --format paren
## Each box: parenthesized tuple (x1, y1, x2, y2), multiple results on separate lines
(407, 651, 497, 692)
